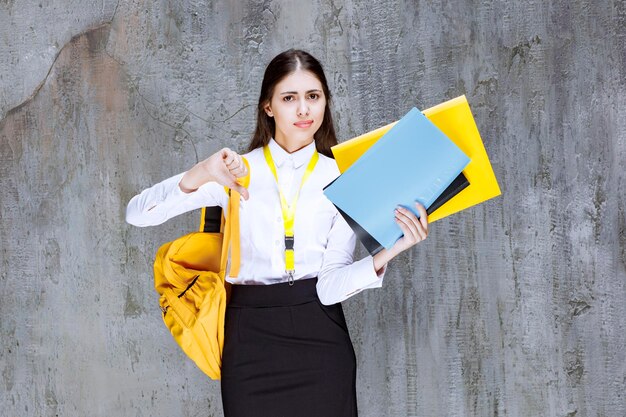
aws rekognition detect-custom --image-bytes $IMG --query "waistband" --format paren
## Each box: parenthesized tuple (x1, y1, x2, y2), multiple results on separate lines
(228, 277, 319, 307)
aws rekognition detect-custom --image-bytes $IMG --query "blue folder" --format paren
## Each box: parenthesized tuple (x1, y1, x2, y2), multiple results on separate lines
(323, 107, 470, 250)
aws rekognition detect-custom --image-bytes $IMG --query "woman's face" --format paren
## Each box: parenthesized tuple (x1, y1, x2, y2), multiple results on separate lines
(264, 69, 327, 150)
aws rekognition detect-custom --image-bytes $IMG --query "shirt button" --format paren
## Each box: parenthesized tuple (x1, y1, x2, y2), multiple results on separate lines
(275, 239, 280, 245)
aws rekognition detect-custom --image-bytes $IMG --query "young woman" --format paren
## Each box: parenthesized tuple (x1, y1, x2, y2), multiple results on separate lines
(126, 49, 428, 417)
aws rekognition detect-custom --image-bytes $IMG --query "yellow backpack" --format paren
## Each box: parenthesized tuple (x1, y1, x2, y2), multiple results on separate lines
(153, 158, 250, 380)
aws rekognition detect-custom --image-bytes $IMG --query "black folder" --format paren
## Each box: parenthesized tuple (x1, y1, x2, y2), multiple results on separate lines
(328, 172, 469, 256)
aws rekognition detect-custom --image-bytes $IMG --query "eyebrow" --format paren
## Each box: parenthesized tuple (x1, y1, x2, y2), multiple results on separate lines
(279, 89, 322, 95)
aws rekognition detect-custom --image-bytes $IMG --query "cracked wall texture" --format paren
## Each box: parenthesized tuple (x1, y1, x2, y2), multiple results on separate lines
(1, 0, 625, 416)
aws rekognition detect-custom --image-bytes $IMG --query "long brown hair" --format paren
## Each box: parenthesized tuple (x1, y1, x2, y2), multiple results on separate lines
(247, 49, 337, 158)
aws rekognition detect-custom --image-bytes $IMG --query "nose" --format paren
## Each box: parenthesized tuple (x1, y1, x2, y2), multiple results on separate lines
(297, 99, 309, 117)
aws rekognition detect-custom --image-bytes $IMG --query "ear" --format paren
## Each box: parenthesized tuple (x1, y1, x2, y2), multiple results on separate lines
(264, 102, 273, 117)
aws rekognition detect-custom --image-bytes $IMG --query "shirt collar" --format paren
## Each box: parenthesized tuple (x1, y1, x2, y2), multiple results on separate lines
(268, 137, 317, 169)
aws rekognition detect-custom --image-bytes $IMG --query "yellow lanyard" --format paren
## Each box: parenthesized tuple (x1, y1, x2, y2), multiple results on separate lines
(263, 144, 319, 285)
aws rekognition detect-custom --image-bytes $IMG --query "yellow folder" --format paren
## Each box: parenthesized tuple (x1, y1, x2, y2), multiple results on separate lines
(331, 95, 501, 222)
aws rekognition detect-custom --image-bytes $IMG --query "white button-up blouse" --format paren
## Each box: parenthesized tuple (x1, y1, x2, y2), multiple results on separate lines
(125, 138, 387, 305)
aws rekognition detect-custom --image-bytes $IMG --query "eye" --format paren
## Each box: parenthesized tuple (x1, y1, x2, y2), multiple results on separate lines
(282, 95, 294, 102)
(308, 93, 320, 100)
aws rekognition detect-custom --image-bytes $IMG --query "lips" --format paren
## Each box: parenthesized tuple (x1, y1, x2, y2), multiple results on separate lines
(294, 120, 314, 128)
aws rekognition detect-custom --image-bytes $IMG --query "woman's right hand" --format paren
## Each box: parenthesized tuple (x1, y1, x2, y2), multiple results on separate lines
(178, 147, 250, 200)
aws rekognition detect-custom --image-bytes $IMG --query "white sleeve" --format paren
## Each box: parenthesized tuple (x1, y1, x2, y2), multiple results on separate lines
(125, 171, 227, 227)
(315, 210, 388, 305)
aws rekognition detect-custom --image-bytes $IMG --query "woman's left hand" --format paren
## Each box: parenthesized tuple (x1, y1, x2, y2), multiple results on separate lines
(390, 202, 429, 253)
(372, 202, 429, 273)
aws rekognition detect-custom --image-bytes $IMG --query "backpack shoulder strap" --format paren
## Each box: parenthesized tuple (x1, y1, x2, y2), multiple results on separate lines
(199, 157, 250, 278)
(199, 206, 222, 233)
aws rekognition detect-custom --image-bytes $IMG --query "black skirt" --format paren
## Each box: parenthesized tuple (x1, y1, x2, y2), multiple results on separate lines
(220, 277, 358, 417)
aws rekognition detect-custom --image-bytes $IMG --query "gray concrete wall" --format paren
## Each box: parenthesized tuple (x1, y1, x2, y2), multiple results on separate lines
(1, 0, 624, 416)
